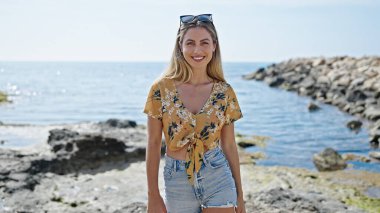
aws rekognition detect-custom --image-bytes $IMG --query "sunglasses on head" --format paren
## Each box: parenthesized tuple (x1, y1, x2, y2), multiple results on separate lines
(180, 14, 213, 25)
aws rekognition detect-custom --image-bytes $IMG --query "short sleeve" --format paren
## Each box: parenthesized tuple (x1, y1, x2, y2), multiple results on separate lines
(143, 82, 163, 120)
(224, 85, 243, 125)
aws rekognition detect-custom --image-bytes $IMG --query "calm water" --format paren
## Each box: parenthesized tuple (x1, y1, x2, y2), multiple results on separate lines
(0, 62, 378, 172)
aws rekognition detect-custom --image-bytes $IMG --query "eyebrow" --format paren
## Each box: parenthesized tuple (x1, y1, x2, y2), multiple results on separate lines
(185, 38, 211, 42)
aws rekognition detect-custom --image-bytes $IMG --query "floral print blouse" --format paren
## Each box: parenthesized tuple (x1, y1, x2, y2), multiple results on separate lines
(143, 77, 243, 185)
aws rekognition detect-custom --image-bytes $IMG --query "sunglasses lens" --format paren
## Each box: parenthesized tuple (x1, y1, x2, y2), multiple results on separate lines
(180, 15, 195, 23)
(197, 14, 212, 22)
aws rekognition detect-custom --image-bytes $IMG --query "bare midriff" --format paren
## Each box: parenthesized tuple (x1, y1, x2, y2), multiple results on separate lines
(166, 143, 210, 161)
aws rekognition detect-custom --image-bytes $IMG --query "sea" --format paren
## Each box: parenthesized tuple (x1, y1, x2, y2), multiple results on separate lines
(0, 61, 378, 173)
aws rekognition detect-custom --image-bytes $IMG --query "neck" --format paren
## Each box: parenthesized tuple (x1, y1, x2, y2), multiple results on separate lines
(189, 67, 211, 85)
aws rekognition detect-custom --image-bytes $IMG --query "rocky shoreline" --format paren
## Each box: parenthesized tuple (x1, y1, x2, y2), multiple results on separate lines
(1, 119, 380, 212)
(244, 56, 380, 161)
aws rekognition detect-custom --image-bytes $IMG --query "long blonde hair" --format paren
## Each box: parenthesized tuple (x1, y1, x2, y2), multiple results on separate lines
(161, 19, 226, 83)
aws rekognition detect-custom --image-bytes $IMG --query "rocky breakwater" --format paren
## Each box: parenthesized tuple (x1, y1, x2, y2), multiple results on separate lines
(244, 56, 380, 159)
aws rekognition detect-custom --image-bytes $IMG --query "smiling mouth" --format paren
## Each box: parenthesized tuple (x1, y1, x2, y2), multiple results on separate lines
(192, 56, 205, 62)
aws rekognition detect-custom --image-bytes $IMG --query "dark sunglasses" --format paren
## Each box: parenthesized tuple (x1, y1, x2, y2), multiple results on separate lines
(180, 14, 213, 25)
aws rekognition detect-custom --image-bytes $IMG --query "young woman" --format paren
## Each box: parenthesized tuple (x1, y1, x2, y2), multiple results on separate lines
(144, 14, 246, 213)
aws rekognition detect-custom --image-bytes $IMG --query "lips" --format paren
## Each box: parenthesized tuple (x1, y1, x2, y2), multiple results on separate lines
(192, 56, 205, 62)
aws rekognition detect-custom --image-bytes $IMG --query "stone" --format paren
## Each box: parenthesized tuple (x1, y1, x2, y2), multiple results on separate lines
(342, 153, 370, 163)
(265, 76, 285, 87)
(99, 119, 137, 128)
(308, 102, 320, 112)
(313, 148, 347, 171)
(300, 77, 315, 89)
(316, 76, 330, 85)
(363, 107, 380, 121)
(113, 202, 147, 213)
(346, 120, 362, 131)
(48, 129, 80, 144)
(0, 91, 8, 103)
(369, 134, 379, 148)
(346, 90, 367, 102)
(369, 152, 380, 160)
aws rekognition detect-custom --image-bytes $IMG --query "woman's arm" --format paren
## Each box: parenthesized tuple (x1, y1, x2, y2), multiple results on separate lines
(220, 123, 245, 211)
(146, 116, 167, 212)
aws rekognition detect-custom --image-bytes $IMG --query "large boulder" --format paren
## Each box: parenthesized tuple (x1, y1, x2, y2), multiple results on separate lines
(312, 148, 347, 171)
(30, 128, 147, 175)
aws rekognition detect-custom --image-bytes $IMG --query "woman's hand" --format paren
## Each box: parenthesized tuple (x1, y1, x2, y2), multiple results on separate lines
(148, 193, 167, 213)
(235, 196, 246, 213)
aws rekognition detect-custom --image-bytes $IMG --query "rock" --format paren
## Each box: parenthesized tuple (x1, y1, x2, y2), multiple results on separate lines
(236, 135, 269, 148)
(346, 90, 367, 102)
(249, 187, 363, 213)
(0, 91, 8, 103)
(349, 77, 366, 87)
(364, 186, 380, 199)
(299, 76, 315, 89)
(313, 148, 347, 171)
(99, 119, 137, 128)
(369, 134, 379, 148)
(337, 76, 351, 87)
(48, 129, 80, 144)
(364, 107, 380, 121)
(113, 202, 147, 213)
(369, 152, 380, 160)
(308, 102, 320, 112)
(30, 131, 147, 175)
(237, 141, 255, 148)
(243, 67, 265, 80)
(265, 76, 285, 87)
(346, 120, 362, 131)
(342, 153, 370, 163)
(316, 76, 330, 85)
(242, 72, 256, 80)
(312, 58, 325, 67)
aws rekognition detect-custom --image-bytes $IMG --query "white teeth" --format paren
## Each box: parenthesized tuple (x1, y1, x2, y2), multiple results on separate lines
(192, 56, 205, 61)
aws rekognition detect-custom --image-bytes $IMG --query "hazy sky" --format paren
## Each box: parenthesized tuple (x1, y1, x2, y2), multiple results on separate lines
(0, 0, 379, 62)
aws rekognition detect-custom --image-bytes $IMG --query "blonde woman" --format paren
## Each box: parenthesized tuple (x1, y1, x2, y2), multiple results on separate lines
(144, 14, 246, 213)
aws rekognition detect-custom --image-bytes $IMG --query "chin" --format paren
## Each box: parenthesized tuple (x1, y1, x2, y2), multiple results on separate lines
(189, 60, 211, 70)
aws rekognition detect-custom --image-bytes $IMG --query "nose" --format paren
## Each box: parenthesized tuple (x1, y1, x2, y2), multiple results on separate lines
(194, 44, 202, 54)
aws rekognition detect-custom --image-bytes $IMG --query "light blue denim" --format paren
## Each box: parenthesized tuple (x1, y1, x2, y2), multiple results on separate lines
(163, 146, 237, 213)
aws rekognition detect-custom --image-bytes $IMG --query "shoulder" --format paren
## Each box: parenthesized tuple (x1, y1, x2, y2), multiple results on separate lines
(150, 77, 170, 89)
(217, 81, 234, 93)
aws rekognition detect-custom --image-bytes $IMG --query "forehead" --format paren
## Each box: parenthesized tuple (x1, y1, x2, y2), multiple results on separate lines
(183, 27, 212, 41)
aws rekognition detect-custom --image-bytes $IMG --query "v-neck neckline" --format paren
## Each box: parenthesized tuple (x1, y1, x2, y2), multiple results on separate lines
(170, 78, 216, 116)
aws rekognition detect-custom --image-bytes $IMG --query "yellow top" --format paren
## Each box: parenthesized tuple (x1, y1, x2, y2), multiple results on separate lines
(143, 77, 243, 185)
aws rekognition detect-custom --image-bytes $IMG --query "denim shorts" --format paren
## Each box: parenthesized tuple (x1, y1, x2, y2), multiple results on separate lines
(163, 146, 237, 213)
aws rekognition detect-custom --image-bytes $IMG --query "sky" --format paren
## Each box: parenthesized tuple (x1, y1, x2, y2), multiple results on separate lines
(0, 0, 379, 62)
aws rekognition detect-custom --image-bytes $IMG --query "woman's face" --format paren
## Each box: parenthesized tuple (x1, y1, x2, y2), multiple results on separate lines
(180, 27, 216, 71)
